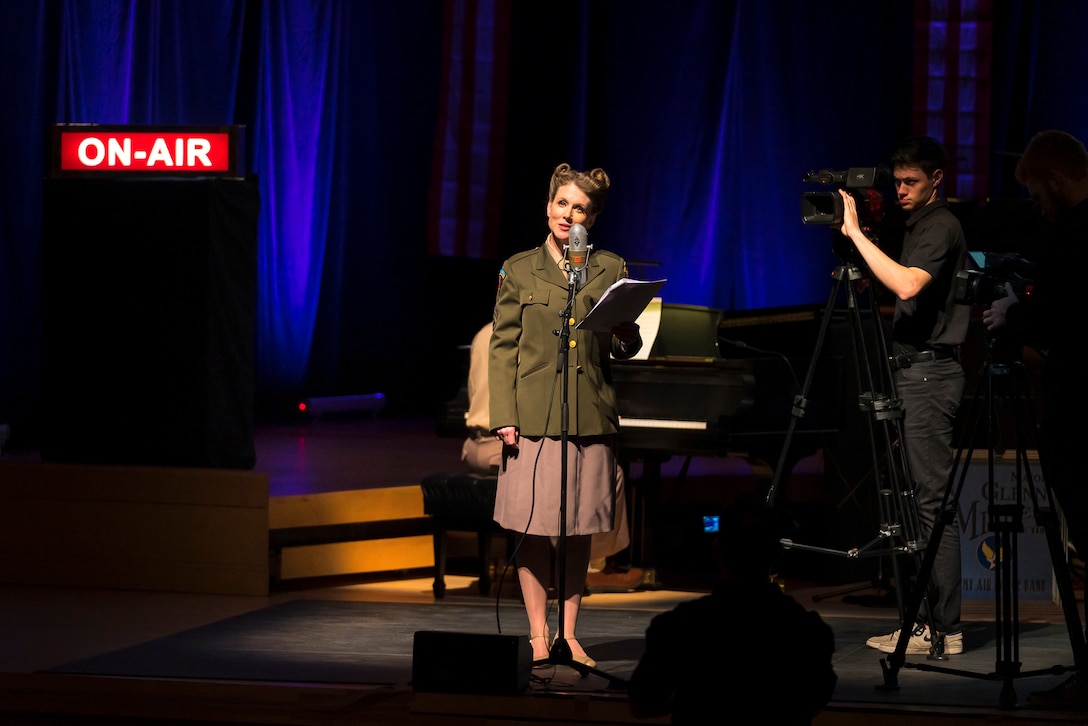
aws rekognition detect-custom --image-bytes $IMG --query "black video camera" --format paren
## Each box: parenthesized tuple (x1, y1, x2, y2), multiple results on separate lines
(801, 167, 888, 228)
(953, 252, 1036, 306)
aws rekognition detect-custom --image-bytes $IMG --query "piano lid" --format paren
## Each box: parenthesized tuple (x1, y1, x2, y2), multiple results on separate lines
(646, 303, 724, 360)
(614, 301, 845, 459)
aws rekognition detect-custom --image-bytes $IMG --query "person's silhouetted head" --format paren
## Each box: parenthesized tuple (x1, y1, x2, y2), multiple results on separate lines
(712, 491, 794, 582)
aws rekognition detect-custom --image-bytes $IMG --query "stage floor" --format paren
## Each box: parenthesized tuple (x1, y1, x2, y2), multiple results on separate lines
(0, 416, 1085, 724)
(1, 575, 1085, 724)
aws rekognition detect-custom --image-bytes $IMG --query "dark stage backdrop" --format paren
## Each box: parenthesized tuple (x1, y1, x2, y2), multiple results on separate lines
(2, 0, 1087, 455)
(41, 178, 259, 469)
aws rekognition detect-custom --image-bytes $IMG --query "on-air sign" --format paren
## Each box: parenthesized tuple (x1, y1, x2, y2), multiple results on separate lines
(51, 124, 245, 179)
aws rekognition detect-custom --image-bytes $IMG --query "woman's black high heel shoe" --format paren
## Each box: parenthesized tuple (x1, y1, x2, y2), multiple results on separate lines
(529, 625, 551, 668)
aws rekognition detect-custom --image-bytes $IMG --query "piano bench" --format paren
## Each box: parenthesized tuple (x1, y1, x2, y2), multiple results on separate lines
(421, 471, 508, 599)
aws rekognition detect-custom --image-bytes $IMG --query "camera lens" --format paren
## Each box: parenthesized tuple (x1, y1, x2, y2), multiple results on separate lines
(801, 192, 844, 225)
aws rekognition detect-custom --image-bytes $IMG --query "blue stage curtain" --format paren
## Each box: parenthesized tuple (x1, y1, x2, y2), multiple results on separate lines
(4, 0, 1088, 439)
(252, 0, 346, 391)
(51, 0, 244, 123)
(576, 1, 914, 311)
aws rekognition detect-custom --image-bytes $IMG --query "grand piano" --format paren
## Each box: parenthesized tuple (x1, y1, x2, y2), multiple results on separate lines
(613, 302, 852, 567)
(436, 301, 856, 572)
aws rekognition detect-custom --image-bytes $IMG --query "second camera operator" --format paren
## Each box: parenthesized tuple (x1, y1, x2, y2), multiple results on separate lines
(837, 136, 971, 656)
(983, 130, 1088, 709)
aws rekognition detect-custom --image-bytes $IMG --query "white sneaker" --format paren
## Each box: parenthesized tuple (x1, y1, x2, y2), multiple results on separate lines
(865, 623, 963, 654)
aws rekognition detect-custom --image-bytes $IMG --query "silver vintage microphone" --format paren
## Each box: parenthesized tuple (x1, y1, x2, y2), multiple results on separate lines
(565, 223, 592, 288)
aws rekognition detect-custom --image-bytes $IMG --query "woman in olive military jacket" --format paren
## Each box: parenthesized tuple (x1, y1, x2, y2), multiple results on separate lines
(489, 163, 642, 670)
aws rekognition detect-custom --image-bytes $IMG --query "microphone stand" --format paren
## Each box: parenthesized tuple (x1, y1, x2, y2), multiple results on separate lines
(548, 263, 627, 690)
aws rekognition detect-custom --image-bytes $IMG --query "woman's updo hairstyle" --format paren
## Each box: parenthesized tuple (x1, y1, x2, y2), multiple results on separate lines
(548, 162, 611, 216)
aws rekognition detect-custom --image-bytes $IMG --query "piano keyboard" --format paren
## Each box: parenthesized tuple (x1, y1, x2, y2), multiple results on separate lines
(618, 417, 708, 430)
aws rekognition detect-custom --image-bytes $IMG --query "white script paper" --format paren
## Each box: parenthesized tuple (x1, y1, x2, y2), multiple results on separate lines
(576, 278, 667, 332)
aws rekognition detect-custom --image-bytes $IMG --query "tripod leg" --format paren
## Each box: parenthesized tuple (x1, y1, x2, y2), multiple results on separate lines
(881, 346, 989, 684)
(772, 265, 928, 623)
(846, 277, 927, 627)
(1011, 363, 1088, 665)
(886, 361, 1085, 696)
(766, 270, 846, 505)
(1038, 503, 1088, 664)
(880, 500, 960, 683)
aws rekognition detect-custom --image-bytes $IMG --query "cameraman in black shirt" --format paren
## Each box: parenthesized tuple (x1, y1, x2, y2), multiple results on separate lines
(839, 136, 970, 656)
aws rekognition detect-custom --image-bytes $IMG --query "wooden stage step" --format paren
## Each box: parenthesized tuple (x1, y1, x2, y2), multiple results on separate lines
(269, 486, 436, 583)
(0, 461, 447, 595)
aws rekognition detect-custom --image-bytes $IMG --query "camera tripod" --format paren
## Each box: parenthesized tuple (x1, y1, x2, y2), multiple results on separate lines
(878, 343, 1087, 708)
(765, 259, 927, 625)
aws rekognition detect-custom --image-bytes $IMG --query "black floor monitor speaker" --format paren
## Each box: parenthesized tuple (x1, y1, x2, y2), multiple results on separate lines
(412, 630, 530, 695)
